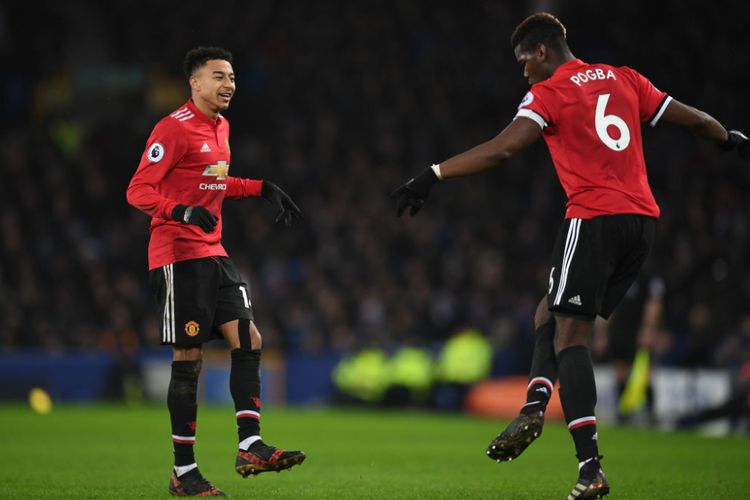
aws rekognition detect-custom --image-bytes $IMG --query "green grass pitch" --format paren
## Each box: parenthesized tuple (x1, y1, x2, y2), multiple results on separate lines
(1, 405, 748, 498)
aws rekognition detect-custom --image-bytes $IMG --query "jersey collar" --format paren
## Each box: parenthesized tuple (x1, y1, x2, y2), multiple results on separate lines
(186, 99, 223, 127)
(541, 59, 585, 85)
(554, 58, 585, 75)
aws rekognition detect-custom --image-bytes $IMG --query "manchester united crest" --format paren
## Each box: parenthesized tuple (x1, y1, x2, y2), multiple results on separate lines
(185, 321, 200, 336)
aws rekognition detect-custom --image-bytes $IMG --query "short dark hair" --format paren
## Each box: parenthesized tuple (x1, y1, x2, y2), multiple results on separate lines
(510, 12, 568, 54)
(183, 46, 233, 78)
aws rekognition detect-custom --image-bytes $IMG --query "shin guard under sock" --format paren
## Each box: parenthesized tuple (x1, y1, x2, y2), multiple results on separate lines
(521, 320, 558, 415)
(168, 360, 201, 467)
(558, 345, 599, 461)
(230, 348, 262, 449)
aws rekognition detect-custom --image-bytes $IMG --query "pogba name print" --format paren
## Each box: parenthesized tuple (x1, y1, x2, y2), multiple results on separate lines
(569, 68, 616, 87)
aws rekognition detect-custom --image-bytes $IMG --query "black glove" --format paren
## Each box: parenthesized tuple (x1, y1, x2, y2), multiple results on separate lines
(172, 204, 218, 233)
(261, 181, 302, 226)
(390, 167, 439, 216)
(719, 129, 748, 158)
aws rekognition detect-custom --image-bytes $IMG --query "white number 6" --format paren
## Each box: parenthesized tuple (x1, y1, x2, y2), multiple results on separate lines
(595, 94, 630, 151)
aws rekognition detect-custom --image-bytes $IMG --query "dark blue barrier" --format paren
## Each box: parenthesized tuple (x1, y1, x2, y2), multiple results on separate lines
(0, 352, 115, 401)
(201, 366, 231, 404)
(3, 350, 523, 405)
(490, 350, 529, 377)
(285, 352, 341, 405)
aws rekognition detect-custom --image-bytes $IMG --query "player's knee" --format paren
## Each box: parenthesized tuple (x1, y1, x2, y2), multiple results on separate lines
(534, 296, 553, 330)
(173, 346, 203, 361)
(239, 318, 262, 350)
(553, 316, 592, 352)
(249, 322, 262, 350)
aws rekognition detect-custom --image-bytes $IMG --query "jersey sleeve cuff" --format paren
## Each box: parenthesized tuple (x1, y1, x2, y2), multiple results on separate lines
(161, 199, 180, 220)
(247, 179, 263, 197)
(161, 200, 179, 220)
(514, 108, 548, 129)
(648, 95, 672, 127)
(430, 164, 442, 180)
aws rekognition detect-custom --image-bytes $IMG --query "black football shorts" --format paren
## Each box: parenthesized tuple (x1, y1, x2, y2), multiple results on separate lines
(149, 256, 254, 346)
(547, 214, 655, 320)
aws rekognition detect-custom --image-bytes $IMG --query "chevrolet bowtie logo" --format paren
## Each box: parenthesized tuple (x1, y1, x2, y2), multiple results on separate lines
(202, 161, 229, 180)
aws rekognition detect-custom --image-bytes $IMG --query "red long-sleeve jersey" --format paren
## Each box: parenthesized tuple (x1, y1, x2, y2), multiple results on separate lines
(127, 100, 263, 269)
(515, 59, 669, 220)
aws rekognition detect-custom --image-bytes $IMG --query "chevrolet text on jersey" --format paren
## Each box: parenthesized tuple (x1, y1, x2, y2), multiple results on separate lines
(200, 183, 228, 191)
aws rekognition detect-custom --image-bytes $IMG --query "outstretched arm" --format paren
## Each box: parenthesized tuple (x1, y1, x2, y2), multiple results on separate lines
(390, 117, 542, 215)
(661, 99, 748, 155)
(659, 99, 729, 143)
(437, 116, 543, 178)
(226, 177, 302, 226)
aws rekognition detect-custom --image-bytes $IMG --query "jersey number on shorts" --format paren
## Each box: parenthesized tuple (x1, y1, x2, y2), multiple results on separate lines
(239, 286, 251, 308)
(595, 94, 631, 152)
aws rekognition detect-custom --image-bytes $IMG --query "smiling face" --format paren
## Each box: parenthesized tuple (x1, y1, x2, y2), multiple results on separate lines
(189, 59, 235, 117)
(514, 43, 553, 86)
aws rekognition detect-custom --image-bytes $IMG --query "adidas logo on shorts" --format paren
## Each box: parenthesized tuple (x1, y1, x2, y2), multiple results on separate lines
(568, 295, 582, 306)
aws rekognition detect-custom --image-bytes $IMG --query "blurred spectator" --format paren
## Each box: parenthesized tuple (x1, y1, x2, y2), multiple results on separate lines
(675, 360, 750, 433)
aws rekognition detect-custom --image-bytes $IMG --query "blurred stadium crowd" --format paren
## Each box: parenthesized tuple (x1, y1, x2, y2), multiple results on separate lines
(1, 0, 749, 373)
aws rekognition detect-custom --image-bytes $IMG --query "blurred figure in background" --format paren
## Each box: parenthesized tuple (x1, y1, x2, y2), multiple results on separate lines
(675, 314, 750, 432)
(611, 277, 665, 424)
(675, 359, 750, 432)
(431, 328, 492, 410)
(332, 346, 390, 405)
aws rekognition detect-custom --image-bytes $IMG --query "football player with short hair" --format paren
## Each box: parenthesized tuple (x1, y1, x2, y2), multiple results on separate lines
(391, 12, 747, 499)
(127, 46, 305, 497)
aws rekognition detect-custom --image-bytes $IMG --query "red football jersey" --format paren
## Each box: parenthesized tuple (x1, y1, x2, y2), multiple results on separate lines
(516, 59, 670, 219)
(127, 100, 263, 269)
